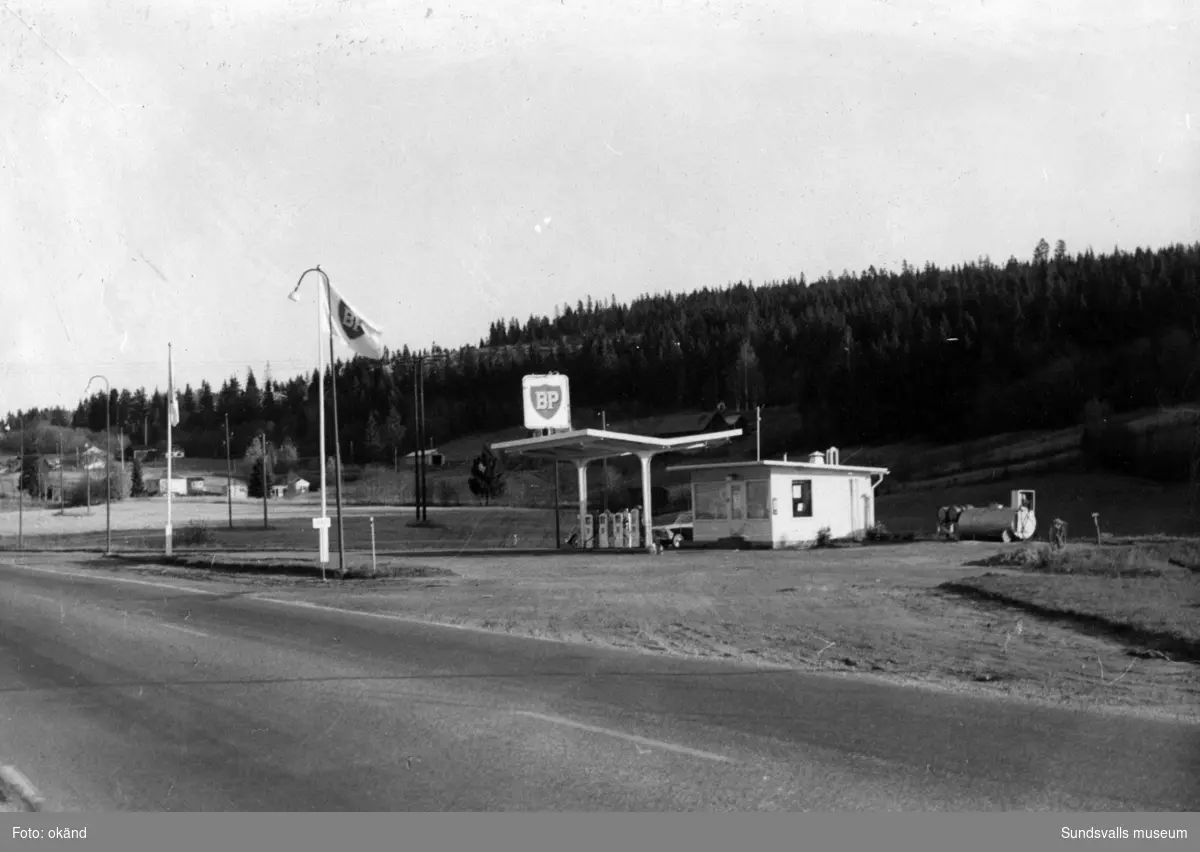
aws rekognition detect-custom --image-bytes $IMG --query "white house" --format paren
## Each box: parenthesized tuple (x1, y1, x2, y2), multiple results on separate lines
(290, 478, 310, 495)
(157, 477, 188, 496)
(668, 448, 889, 548)
(81, 445, 110, 470)
(403, 448, 446, 468)
(270, 484, 288, 499)
(215, 481, 248, 499)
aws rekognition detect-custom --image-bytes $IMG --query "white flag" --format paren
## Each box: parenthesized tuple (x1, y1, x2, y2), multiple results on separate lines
(327, 283, 385, 360)
(169, 392, 180, 428)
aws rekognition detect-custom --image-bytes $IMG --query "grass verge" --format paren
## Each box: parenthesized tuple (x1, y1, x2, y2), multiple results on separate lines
(942, 541, 1200, 663)
(240, 542, 1200, 722)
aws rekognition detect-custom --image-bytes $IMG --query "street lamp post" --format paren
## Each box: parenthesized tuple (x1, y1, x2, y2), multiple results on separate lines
(225, 414, 233, 530)
(3, 423, 22, 550)
(85, 376, 112, 555)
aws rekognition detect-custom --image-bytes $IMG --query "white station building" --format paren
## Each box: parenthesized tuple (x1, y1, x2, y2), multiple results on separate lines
(668, 448, 889, 548)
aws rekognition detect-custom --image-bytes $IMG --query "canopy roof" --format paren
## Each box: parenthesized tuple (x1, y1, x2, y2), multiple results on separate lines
(491, 428, 744, 463)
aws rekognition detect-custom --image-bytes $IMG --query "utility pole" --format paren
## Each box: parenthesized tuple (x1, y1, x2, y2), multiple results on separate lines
(57, 439, 64, 514)
(600, 410, 608, 513)
(259, 432, 269, 531)
(85, 376, 113, 555)
(419, 364, 428, 522)
(6, 423, 22, 549)
(553, 460, 561, 548)
(756, 405, 762, 461)
(225, 414, 233, 530)
(395, 351, 448, 524)
(412, 358, 422, 521)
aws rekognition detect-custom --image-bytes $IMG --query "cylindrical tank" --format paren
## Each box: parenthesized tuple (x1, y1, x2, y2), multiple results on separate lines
(955, 506, 1037, 542)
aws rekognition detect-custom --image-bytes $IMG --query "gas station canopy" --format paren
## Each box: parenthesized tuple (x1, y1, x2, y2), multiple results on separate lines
(491, 428, 745, 463)
(492, 427, 744, 551)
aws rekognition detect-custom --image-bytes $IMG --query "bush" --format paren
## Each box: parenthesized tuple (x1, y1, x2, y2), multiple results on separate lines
(178, 521, 214, 546)
(866, 522, 890, 542)
(815, 526, 833, 547)
(65, 465, 130, 507)
(435, 479, 461, 506)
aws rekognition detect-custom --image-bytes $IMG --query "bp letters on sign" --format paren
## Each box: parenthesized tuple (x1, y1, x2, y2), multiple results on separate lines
(522, 374, 571, 431)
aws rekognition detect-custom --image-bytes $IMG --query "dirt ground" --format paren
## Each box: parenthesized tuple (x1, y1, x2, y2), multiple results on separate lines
(71, 540, 1200, 724)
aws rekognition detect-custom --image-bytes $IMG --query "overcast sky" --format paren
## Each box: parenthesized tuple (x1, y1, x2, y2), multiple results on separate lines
(2, 0, 1196, 415)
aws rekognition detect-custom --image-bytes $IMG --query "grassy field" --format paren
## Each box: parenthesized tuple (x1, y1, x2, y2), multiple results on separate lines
(0, 497, 575, 553)
(942, 541, 1200, 661)
(45, 538, 1198, 722)
(875, 471, 1200, 539)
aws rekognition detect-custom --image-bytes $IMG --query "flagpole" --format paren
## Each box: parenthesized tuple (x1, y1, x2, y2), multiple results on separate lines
(290, 265, 381, 579)
(165, 342, 174, 556)
(290, 267, 330, 581)
(316, 273, 329, 579)
(323, 273, 347, 578)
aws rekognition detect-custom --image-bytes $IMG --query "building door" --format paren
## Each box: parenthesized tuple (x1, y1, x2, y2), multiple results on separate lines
(728, 481, 746, 535)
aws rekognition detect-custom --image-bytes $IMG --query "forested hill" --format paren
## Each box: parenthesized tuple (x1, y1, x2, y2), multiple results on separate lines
(7, 240, 1200, 464)
(477, 239, 1200, 445)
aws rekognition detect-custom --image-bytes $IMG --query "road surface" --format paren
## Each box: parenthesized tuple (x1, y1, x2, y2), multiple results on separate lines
(0, 556, 1196, 811)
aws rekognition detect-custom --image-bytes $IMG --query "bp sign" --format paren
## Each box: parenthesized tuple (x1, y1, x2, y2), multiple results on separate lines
(522, 373, 572, 431)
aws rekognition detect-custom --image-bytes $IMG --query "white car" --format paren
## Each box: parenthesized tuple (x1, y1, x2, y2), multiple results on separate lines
(652, 512, 694, 548)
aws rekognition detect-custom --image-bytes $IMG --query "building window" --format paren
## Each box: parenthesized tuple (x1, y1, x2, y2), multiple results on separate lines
(746, 480, 770, 520)
(791, 480, 813, 517)
(693, 481, 728, 521)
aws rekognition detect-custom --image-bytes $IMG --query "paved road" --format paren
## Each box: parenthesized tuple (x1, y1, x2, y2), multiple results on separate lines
(0, 556, 1197, 811)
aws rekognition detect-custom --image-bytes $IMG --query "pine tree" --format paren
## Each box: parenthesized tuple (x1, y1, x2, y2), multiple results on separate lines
(244, 368, 263, 421)
(364, 412, 384, 463)
(385, 406, 406, 471)
(467, 445, 506, 506)
(20, 452, 42, 498)
(275, 437, 299, 475)
(249, 456, 267, 498)
(131, 456, 146, 497)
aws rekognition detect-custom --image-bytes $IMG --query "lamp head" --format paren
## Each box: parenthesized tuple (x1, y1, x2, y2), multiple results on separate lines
(288, 291, 301, 302)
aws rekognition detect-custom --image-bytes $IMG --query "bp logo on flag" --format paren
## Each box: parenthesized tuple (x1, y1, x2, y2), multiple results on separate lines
(529, 385, 562, 420)
(337, 300, 365, 340)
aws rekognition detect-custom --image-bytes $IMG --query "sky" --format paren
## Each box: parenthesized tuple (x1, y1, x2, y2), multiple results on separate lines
(1, 0, 1197, 415)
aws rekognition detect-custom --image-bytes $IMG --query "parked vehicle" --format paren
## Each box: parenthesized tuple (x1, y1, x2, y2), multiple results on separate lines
(652, 511, 693, 548)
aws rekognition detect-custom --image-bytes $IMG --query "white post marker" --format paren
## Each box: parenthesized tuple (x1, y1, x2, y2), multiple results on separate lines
(313, 516, 331, 564)
(369, 516, 377, 574)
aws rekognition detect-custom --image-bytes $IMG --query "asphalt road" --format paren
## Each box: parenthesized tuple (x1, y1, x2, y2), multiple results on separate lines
(0, 556, 1197, 811)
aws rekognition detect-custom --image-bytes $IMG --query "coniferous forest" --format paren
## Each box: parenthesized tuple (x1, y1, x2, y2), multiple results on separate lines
(6, 240, 1200, 466)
